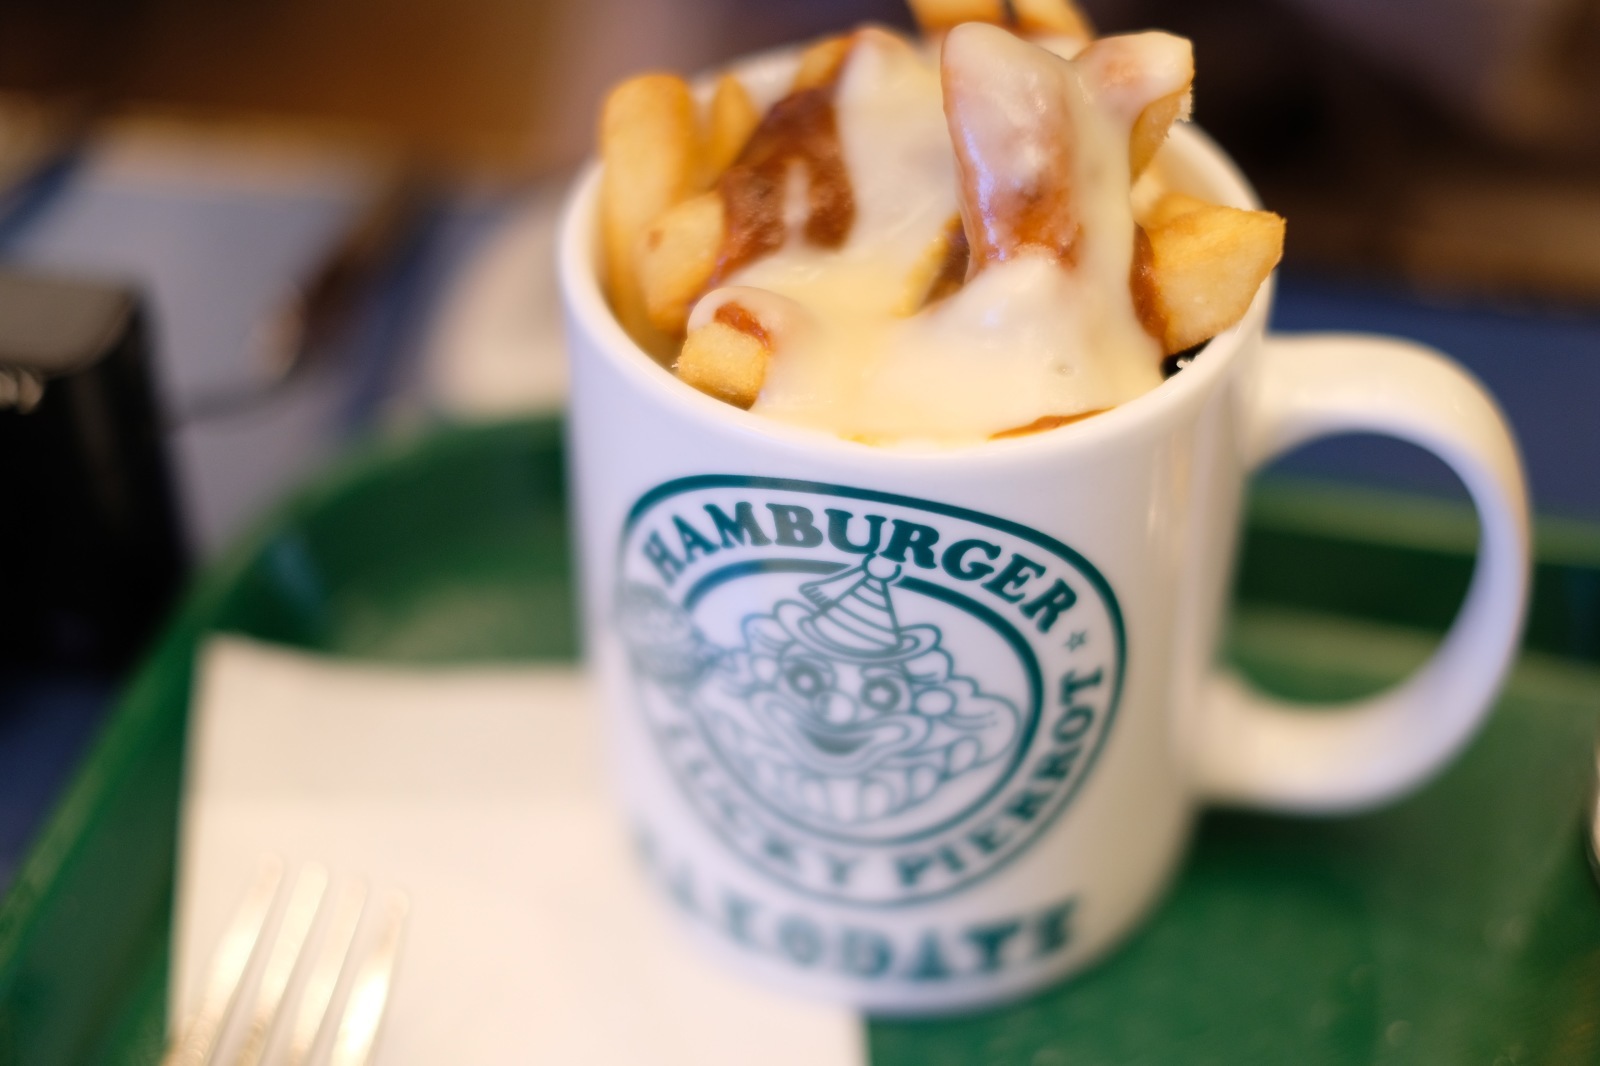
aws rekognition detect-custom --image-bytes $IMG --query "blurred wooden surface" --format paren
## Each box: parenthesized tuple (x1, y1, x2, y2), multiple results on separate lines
(0, 0, 716, 173)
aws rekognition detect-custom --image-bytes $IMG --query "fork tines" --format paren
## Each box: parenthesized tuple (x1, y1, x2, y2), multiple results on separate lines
(163, 859, 408, 1066)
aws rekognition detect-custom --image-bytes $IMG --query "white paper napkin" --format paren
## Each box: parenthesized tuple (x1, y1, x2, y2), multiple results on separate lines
(174, 636, 864, 1065)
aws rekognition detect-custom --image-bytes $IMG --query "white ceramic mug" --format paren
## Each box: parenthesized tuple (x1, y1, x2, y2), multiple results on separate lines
(559, 79, 1530, 1013)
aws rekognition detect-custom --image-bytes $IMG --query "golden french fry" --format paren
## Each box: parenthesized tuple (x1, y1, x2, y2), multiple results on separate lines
(1135, 203, 1284, 353)
(906, 0, 1005, 35)
(677, 305, 772, 408)
(1073, 33, 1193, 179)
(1129, 89, 1190, 178)
(640, 191, 726, 334)
(793, 35, 855, 90)
(1010, 0, 1093, 38)
(599, 73, 699, 358)
(1136, 190, 1208, 228)
(942, 23, 1080, 271)
(704, 74, 760, 179)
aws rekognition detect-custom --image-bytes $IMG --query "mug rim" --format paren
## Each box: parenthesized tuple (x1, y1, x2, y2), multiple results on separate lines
(558, 93, 1273, 467)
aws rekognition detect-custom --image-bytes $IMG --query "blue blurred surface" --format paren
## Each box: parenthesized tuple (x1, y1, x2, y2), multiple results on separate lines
(1271, 275, 1600, 521)
(0, 674, 115, 892)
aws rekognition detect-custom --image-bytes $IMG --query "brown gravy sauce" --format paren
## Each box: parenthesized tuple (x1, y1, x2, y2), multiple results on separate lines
(991, 409, 1106, 439)
(711, 83, 857, 285)
(978, 186, 1081, 272)
(951, 123, 1081, 273)
(712, 302, 772, 349)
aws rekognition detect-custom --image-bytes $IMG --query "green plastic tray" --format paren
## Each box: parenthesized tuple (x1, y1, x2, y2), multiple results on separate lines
(2, 418, 1598, 1065)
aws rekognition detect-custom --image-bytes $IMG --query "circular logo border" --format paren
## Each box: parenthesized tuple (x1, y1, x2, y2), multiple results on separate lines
(617, 475, 1128, 909)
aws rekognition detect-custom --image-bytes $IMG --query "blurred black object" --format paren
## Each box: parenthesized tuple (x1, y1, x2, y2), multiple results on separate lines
(0, 270, 186, 671)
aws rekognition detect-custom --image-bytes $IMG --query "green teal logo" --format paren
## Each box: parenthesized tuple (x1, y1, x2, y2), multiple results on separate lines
(617, 477, 1125, 908)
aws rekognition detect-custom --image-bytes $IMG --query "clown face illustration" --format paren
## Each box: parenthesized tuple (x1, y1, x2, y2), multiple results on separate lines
(619, 555, 1022, 830)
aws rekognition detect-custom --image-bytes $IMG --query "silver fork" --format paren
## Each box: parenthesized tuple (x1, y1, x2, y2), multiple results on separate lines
(162, 858, 409, 1066)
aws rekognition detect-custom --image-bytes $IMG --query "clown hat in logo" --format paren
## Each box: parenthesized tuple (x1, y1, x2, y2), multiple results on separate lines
(776, 554, 938, 662)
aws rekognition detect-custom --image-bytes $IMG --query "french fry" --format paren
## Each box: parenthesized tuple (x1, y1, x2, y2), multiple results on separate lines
(793, 35, 855, 90)
(1010, 0, 1093, 39)
(704, 74, 760, 179)
(906, 0, 1005, 35)
(677, 304, 773, 408)
(640, 191, 726, 334)
(1074, 33, 1193, 179)
(1129, 90, 1190, 178)
(1137, 190, 1208, 228)
(900, 215, 971, 313)
(942, 23, 1080, 270)
(599, 73, 699, 358)
(1135, 202, 1284, 353)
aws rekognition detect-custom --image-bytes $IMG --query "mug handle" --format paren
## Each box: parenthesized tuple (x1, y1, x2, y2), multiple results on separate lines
(1196, 333, 1531, 812)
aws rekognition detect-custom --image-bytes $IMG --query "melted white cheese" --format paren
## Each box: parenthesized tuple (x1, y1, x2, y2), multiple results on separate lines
(697, 26, 1176, 445)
